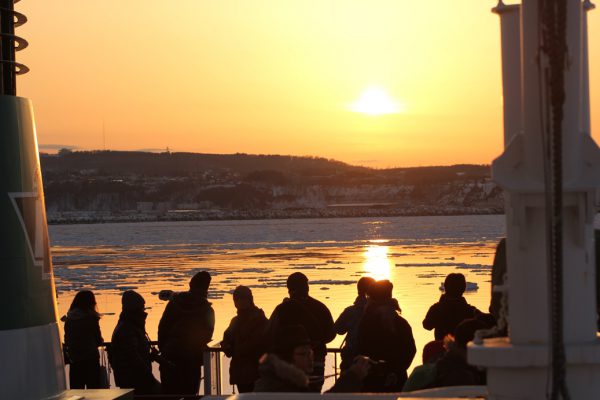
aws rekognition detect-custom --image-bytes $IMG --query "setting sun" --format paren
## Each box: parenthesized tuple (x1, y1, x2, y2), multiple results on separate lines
(350, 86, 404, 116)
(363, 244, 392, 280)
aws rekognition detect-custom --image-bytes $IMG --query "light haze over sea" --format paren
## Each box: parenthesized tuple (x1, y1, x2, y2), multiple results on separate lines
(51, 214, 508, 389)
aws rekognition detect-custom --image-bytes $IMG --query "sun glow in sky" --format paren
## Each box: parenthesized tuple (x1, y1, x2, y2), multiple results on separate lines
(350, 86, 404, 116)
(14, 1, 600, 167)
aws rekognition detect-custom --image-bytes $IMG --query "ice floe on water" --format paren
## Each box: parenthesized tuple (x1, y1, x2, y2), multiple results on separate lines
(395, 262, 491, 270)
(439, 281, 479, 292)
(416, 273, 446, 279)
(249, 252, 331, 260)
(238, 268, 273, 274)
(388, 252, 413, 257)
(54, 261, 235, 294)
(454, 263, 490, 270)
(290, 262, 328, 266)
(310, 279, 355, 285)
(289, 264, 317, 270)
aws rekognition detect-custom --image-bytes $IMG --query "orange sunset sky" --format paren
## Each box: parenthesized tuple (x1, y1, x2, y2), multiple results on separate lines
(15, 1, 600, 168)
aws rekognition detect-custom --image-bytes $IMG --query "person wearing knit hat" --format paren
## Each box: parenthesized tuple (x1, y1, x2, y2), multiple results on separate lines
(158, 271, 215, 395)
(334, 276, 375, 371)
(358, 279, 416, 392)
(423, 273, 481, 341)
(367, 279, 394, 302)
(221, 286, 268, 393)
(267, 272, 335, 392)
(110, 291, 160, 394)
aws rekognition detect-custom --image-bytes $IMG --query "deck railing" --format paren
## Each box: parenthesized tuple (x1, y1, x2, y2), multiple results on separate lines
(67, 342, 342, 396)
(202, 343, 342, 395)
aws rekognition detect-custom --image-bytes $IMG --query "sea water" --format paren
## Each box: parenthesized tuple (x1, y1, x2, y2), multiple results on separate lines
(51, 214, 506, 391)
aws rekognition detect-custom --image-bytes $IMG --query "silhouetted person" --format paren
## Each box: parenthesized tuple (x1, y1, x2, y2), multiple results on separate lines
(254, 324, 369, 393)
(221, 286, 268, 393)
(110, 290, 160, 394)
(423, 273, 480, 341)
(402, 340, 445, 392)
(334, 276, 375, 370)
(358, 279, 416, 392)
(431, 318, 487, 388)
(267, 272, 335, 392)
(158, 271, 215, 395)
(62, 290, 104, 389)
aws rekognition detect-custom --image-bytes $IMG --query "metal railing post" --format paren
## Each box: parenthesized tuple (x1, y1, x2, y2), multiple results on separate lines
(202, 350, 212, 395)
(212, 349, 222, 395)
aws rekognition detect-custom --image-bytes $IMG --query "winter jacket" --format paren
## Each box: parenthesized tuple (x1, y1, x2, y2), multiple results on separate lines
(268, 295, 335, 361)
(423, 294, 479, 341)
(334, 295, 368, 369)
(358, 299, 416, 391)
(402, 363, 437, 392)
(432, 348, 485, 387)
(63, 308, 103, 363)
(253, 354, 362, 393)
(222, 305, 268, 385)
(110, 310, 158, 393)
(158, 291, 215, 363)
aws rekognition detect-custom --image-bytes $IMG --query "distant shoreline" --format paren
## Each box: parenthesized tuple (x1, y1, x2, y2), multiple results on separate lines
(48, 206, 504, 225)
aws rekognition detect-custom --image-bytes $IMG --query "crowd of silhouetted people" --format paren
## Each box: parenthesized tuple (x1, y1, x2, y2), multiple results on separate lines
(62, 269, 497, 395)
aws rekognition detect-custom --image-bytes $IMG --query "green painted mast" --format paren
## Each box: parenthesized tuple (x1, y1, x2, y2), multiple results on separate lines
(0, 1, 66, 398)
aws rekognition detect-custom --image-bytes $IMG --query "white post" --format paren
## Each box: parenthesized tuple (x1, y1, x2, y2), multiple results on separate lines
(469, 1, 600, 398)
(582, 0, 594, 136)
(494, 2, 522, 147)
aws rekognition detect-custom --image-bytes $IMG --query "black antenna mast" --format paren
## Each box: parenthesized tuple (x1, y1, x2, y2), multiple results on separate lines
(0, 0, 28, 95)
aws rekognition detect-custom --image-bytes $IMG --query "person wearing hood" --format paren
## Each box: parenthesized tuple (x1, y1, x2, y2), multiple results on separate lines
(357, 279, 416, 392)
(334, 276, 375, 371)
(402, 340, 445, 392)
(158, 270, 215, 395)
(62, 290, 104, 389)
(423, 273, 480, 341)
(267, 272, 335, 392)
(254, 324, 370, 393)
(110, 290, 160, 394)
(430, 318, 487, 388)
(221, 286, 268, 393)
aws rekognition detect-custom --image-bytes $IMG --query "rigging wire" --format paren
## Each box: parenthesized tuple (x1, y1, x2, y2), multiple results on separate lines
(538, 0, 569, 398)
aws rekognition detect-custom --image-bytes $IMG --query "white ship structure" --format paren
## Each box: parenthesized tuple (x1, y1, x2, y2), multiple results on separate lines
(1, 0, 600, 399)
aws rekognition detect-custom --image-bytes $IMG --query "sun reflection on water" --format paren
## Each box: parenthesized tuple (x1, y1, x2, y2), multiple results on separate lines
(363, 244, 393, 280)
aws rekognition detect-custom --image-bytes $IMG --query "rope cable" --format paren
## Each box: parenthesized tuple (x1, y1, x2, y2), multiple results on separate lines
(538, 0, 569, 398)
